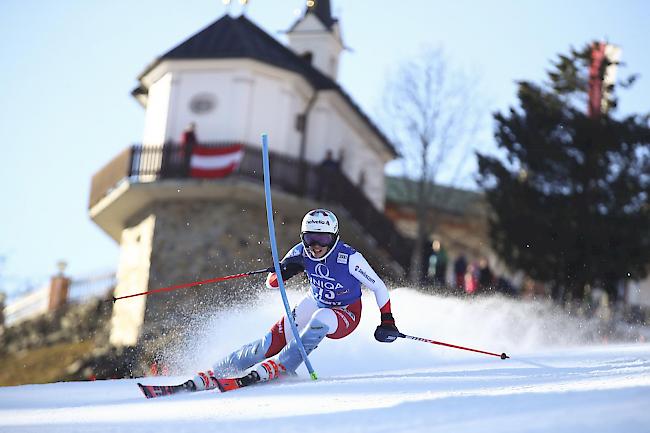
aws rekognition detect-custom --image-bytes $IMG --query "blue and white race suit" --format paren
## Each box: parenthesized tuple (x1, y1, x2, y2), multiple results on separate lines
(276, 241, 390, 309)
(203, 239, 393, 380)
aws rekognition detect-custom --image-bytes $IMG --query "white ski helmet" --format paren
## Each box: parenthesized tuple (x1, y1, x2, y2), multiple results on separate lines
(300, 209, 339, 258)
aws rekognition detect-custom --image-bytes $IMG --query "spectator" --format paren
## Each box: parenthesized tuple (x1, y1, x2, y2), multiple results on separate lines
(317, 150, 340, 200)
(495, 276, 516, 297)
(464, 262, 477, 295)
(454, 254, 468, 293)
(477, 258, 494, 293)
(320, 150, 339, 171)
(434, 242, 448, 288)
(181, 122, 198, 147)
(180, 122, 198, 176)
(162, 122, 198, 178)
(427, 240, 448, 289)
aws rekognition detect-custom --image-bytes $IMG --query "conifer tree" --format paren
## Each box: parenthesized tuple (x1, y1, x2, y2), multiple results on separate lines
(477, 43, 650, 303)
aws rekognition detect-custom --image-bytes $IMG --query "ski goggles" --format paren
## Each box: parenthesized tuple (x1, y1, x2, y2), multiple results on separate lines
(301, 232, 336, 247)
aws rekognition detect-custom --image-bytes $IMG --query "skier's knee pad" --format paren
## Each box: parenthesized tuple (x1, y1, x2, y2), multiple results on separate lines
(299, 316, 330, 352)
(311, 308, 338, 334)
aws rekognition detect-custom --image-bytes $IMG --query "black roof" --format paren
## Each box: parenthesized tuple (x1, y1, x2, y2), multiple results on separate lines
(287, 0, 338, 33)
(136, 14, 395, 156)
(307, 0, 338, 30)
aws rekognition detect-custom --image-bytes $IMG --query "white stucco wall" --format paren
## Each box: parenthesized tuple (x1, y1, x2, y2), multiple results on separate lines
(143, 61, 311, 156)
(139, 60, 390, 209)
(166, 70, 236, 143)
(141, 73, 172, 146)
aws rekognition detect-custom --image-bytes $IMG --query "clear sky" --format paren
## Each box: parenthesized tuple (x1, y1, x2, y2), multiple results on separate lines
(1, 0, 648, 296)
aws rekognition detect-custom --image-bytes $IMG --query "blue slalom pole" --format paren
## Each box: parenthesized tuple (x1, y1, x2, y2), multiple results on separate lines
(260, 133, 318, 380)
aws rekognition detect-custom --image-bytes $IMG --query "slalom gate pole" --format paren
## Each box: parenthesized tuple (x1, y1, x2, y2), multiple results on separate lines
(399, 333, 510, 360)
(261, 133, 318, 380)
(112, 267, 272, 303)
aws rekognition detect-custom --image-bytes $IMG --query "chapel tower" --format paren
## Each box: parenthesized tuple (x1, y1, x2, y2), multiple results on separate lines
(287, 0, 344, 80)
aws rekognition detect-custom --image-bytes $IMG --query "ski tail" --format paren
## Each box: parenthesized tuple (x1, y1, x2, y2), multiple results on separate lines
(137, 380, 196, 399)
(137, 371, 262, 399)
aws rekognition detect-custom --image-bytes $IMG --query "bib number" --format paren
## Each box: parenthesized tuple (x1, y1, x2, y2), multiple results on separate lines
(316, 287, 336, 301)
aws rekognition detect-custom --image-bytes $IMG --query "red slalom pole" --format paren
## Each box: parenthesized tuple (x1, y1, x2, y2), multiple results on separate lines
(399, 333, 509, 360)
(112, 267, 273, 303)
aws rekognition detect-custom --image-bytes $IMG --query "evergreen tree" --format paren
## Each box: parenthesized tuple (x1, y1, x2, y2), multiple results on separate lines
(477, 43, 650, 303)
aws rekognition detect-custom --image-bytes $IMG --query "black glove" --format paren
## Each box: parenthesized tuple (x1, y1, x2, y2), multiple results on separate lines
(374, 313, 401, 343)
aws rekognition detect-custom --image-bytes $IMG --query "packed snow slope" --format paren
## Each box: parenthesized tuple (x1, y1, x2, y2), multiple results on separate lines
(1, 289, 649, 433)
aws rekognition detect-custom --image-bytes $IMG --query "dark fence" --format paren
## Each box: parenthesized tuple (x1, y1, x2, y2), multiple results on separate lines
(89, 143, 413, 271)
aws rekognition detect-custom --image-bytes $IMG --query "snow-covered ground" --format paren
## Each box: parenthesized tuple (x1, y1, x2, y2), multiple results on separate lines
(1, 289, 649, 433)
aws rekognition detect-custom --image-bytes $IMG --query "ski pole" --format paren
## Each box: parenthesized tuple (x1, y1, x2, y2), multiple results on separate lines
(112, 267, 273, 303)
(261, 133, 318, 380)
(399, 333, 510, 359)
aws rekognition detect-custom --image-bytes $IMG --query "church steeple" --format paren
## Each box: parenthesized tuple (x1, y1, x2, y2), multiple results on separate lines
(287, 0, 344, 80)
(306, 0, 336, 30)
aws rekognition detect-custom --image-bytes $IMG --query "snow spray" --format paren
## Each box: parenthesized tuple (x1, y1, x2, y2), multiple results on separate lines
(165, 288, 618, 377)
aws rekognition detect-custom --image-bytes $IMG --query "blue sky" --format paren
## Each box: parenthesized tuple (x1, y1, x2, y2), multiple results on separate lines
(1, 0, 648, 295)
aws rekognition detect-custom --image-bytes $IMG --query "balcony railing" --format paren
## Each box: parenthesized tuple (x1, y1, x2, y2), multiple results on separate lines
(89, 143, 413, 272)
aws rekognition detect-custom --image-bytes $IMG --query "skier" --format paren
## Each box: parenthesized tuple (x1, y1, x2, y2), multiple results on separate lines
(192, 208, 401, 390)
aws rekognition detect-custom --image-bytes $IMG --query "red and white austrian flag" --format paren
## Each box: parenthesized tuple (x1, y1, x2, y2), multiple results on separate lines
(190, 144, 243, 178)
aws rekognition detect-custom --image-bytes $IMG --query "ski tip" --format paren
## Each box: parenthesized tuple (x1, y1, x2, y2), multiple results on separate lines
(501, 353, 509, 360)
(310, 371, 318, 381)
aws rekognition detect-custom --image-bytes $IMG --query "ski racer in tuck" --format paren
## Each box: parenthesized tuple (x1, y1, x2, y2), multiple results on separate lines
(192, 208, 401, 389)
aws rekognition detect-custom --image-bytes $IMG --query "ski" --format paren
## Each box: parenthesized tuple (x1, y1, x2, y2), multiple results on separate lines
(216, 371, 261, 392)
(137, 380, 196, 399)
(137, 371, 262, 399)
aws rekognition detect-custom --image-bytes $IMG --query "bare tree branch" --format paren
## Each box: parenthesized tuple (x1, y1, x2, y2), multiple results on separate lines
(380, 46, 485, 284)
